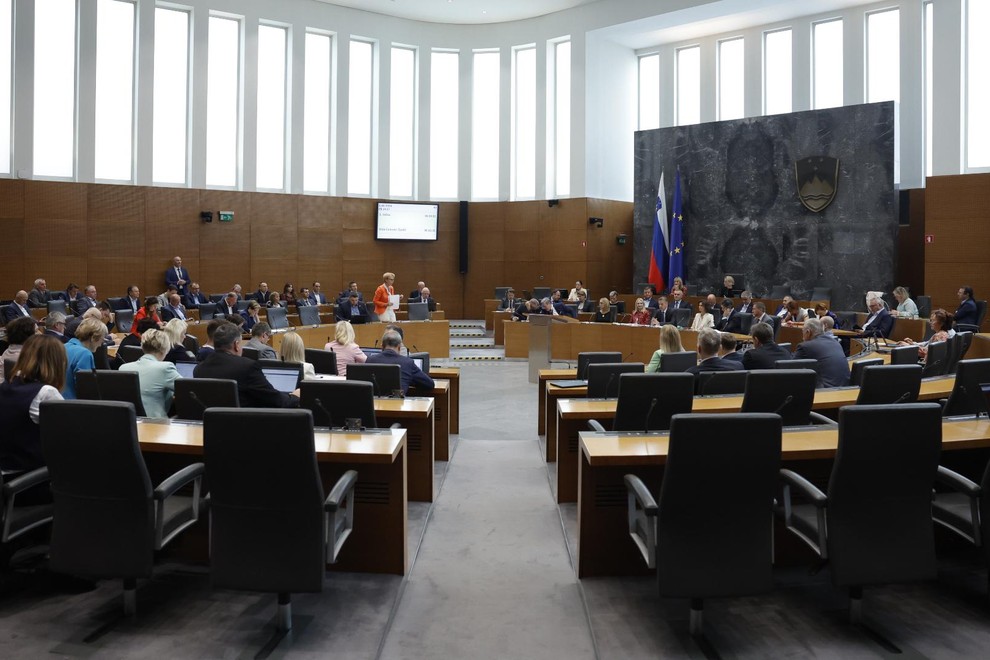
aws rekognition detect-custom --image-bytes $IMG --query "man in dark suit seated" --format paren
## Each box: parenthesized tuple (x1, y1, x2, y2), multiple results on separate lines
(160, 293, 189, 322)
(856, 294, 893, 338)
(793, 317, 850, 387)
(418, 287, 438, 312)
(193, 323, 299, 408)
(549, 290, 575, 318)
(252, 282, 271, 305)
(737, 290, 754, 315)
(335, 293, 370, 324)
(742, 322, 791, 370)
(513, 298, 540, 321)
(719, 332, 743, 363)
(750, 302, 777, 333)
(607, 291, 625, 315)
(44, 312, 70, 343)
(27, 279, 51, 308)
(575, 291, 595, 313)
(309, 282, 329, 305)
(296, 287, 313, 306)
(652, 296, 672, 325)
(686, 328, 744, 377)
(498, 289, 519, 311)
(336, 281, 363, 305)
(668, 288, 690, 310)
(217, 292, 239, 317)
(366, 330, 435, 395)
(2, 291, 32, 324)
(641, 286, 659, 311)
(185, 282, 208, 309)
(74, 285, 99, 317)
(717, 298, 743, 333)
(409, 281, 426, 300)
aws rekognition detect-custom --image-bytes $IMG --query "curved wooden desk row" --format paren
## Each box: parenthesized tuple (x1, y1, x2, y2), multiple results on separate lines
(178, 320, 451, 358)
(552, 374, 957, 505)
(138, 420, 409, 576)
(576, 417, 990, 578)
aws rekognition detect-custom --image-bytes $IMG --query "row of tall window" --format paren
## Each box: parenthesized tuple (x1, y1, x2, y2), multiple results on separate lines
(638, 3, 989, 171)
(0, 1, 572, 200)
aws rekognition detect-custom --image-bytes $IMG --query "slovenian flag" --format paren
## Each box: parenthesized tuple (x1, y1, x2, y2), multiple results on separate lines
(647, 172, 669, 293)
(668, 168, 685, 287)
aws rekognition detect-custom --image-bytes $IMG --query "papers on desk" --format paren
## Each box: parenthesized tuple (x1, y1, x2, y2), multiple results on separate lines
(549, 380, 588, 388)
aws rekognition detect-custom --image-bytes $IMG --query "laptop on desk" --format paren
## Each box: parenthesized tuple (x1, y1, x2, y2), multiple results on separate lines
(549, 379, 588, 388)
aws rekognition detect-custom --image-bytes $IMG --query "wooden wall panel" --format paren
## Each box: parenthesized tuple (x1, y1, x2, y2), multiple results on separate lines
(0, 218, 25, 296)
(0, 179, 24, 217)
(144, 187, 202, 292)
(24, 181, 87, 221)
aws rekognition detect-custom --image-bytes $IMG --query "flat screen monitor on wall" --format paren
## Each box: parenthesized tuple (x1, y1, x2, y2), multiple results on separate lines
(376, 202, 439, 241)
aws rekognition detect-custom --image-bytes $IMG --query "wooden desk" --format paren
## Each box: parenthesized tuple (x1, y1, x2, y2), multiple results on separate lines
(538, 368, 577, 439)
(251, 320, 451, 358)
(430, 367, 460, 435)
(554, 375, 957, 504)
(484, 299, 501, 331)
(577, 418, 990, 577)
(409, 381, 450, 461)
(137, 420, 408, 576)
(493, 311, 513, 345)
(373, 397, 435, 502)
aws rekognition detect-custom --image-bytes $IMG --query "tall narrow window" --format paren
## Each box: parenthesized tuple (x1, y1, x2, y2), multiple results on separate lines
(34, 0, 76, 178)
(867, 9, 899, 103)
(304, 32, 331, 193)
(513, 45, 536, 199)
(924, 2, 934, 177)
(472, 50, 500, 200)
(256, 24, 287, 190)
(0, 0, 11, 175)
(813, 19, 843, 110)
(718, 37, 744, 120)
(153, 7, 189, 185)
(553, 39, 571, 197)
(676, 45, 700, 126)
(95, 0, 134, 181)
(638, 53, 660, 130)
(968, 0, 990, 168)
(429, 50, 458, 199)
(206, 16, 240, 187)
(347, 39, 373, 195)
(764, 28, 792, 115)
(390, 46, 415, 198)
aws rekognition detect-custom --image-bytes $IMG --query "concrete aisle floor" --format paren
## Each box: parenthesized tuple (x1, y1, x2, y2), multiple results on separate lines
(379, 361, 596, 660)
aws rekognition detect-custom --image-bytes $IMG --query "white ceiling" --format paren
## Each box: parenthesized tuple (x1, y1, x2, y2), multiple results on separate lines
(313, 0, 601, 25)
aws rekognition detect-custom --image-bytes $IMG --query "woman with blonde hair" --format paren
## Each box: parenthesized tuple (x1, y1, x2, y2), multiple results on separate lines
(64, 318, 107, 399)
(629, 298, 652, 325)
(162, 318, 196, 363)
(279, 332, 316, 380)
(325, 321, 367, 376)
(120, 329, 180, 419)
(374, 272, 401, 323)
(646, 325, 686, 372)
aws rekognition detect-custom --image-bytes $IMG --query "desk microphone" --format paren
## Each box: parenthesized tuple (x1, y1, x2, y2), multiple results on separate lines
(412, 345, 419, 353)
(893, 391, 912, 404)
(644, 397, 658, 433)
(605, 373, 618, 398)
(90, 368, 103, 402)
(371, 373, 380, 396)
(188, 391, 207, 418)
(622, 351, 634, 362)
(773, 394, 794, 416)
(313, 397, 334, 427)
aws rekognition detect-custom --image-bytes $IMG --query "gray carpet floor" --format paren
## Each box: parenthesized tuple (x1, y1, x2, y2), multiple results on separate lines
(4, 360, 990, 658)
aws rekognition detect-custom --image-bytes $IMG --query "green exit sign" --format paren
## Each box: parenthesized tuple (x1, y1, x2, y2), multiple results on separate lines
(219, 211, 234, 222)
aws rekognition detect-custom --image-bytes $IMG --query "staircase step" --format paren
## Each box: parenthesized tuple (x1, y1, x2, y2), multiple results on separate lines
(450, 341, 496, 349)
(451, 355, 504, 361)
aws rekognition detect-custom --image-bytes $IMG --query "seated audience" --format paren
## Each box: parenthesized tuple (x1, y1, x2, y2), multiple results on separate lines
(296, 287, 313, 306)
(669, 276, 686, 295)
(690, 300, 715, 331)
(267, 291, 285, 308)
(646, 325, 685, 372)
(44, 312, 69, 344)
(244, 322, 277, 360)
(193, 323, 299, 408)
(737, 290, 753, 314)
(282, 283, 296, 307)
(575, 291, 595, 313)
(119, 329, 180, 419)
(121, 284, 142, 313)
(113, 317, 159, 368)
(232, 283, 244, 300)
(156, 284, 179, 309)
(955, 286, 978, 327)
(160, 293, 188, 322)
(567, 280, 588, 303)
(409, 281, 426, 300)
(781, 299, 808, 326)
(651, 296, 671, 325)
(418, 287, 438, 312)
(64, 318, 108, 399)
(821, 315, 840, 340)
(629, 298, 652, 325)
(197, 318, 230, 362)
(336, 292, 370, 323)
(1, 317, 40, 385)
(279, 332, 316, 380)
(742, 321, 792, 370)
(793, 317, 850, 387)
(718, 299, 742, 333)
(325, 321, 367, 376)
(592, 298, 614, 323)
(241, 300, 263, 331)
(3, 291, 32, 324)
(498, 289, 518, 311)
(775, 295, 794, 318)
(337, 281, 363, 305)
(185, 282, 208, 309)
(162, 319, 196, 364)
(668, 288, 689, 310)
(253, 282, 271, 305)
(0, 334, 66, 480)
(857, 294, 893, 338)
(718, 275, 736, 298)
(132, 297, 163, 336)
(751, 301, 775, 330)
(27, 279, 51, 308)
(718, 332, 743, 363)
(891, 286, 919, 318)
(814, 302, 841, 329)
(309, 282, 328, 305)
(512, 299, 540, 321)
(367, 330, 435, 395)
(899, 308, 954, 362)
(74, 285, 100, 316)
(607, 291, 625, 315)
(218, 292, 239, 316)
(686, 327, 743, 376)
(641, 285, 659, 310)
(64, 283, 82, 303)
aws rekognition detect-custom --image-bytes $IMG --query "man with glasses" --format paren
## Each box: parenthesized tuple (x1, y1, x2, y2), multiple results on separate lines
(44, 312, 69, 343)
(858, 294, 893, 338)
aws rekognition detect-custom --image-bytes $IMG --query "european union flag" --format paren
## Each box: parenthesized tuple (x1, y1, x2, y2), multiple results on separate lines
(667, 168, 685, 286)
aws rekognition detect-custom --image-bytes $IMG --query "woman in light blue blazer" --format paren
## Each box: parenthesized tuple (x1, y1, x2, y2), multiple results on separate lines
(120, 329, 180, 418)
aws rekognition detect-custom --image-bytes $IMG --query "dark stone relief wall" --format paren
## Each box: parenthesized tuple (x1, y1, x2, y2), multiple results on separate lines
(633, 102, 896, 312)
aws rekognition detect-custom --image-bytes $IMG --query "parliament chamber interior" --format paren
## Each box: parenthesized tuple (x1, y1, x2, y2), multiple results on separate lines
(2, 0, 990, 658)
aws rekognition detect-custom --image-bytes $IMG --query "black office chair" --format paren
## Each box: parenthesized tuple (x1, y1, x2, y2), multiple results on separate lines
(694, 370, 748, 395)
(916, 295, 932, 319)
(40, 400, 204, 616)
(118, 345, 144, 364)
(3, 358, 15, 381)
(75, 370, 147, 417)
(106, 296, 127, 311)
(532, 287, 552, 300)
(494, 286, 511, 301)
(115, 309, 134, 334)
(305, 348, 337, 375)
(769, 285, 791, 299)
(778, 403, 942, 623)
(956, 300, 987, 334)
(923, 341, 949, 377)
(576, 352, 622, 380)
(624, 413, 782, 636)
(203, 408, 356, 635)
(735, 312, 754, 334)
(810, 287, 832, 302)
(347, 363, 402, 396)
(586, 362, 644, 398)
(780, 358, 816, 370)
(298, 305, 321, 326)
(849, 358, 883, 387)
(182, 335, 200, 354)
(942, 359, 990, 417)
(265, 306, 289, 330)
(669, 308, 691, 328)
(198, 302, 218, 320)
(236, 300, 250, 312)
(208, 294, 224, 304)
(945, 331, 974, 375)
(889, 344, 920, 365)
(659, 351, 697, 373)
(932, 458, 990, 593)
(588, 373, 694, 433)
(741, 369, 833, 426)
(241, 346, 260, 360)
(47, 300, 68, 316)
(174, 378, 239, 421)
(855, 364, 922, 405)
(407, 302, 429, 321)
(299, 380, 381, 429)
(0, 467, 54, 570)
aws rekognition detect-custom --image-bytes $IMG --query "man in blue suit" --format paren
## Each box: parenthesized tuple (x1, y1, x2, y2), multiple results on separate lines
(794, 317, 850, 387)
(366, 330, 435, 395)
(165, 256, 191, 296)
(857, 295, 893, 338)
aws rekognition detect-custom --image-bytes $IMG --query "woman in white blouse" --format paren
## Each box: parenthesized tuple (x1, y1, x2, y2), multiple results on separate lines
(279, 332, 317, 380)
(690, 300, 715, 331)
